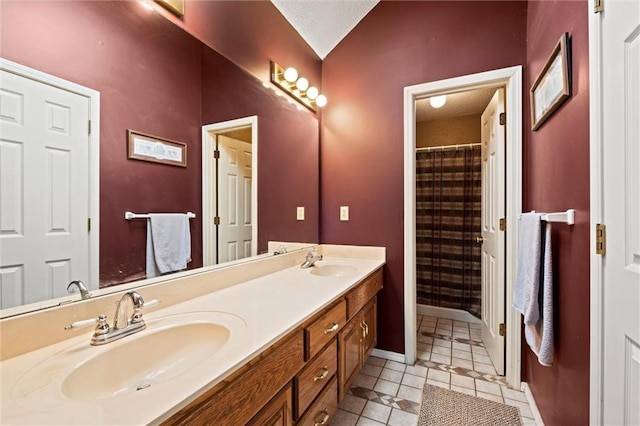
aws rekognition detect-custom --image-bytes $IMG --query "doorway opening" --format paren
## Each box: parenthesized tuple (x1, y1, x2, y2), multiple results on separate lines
(202, 116, 258, 266)
(404, 67, 523, 388)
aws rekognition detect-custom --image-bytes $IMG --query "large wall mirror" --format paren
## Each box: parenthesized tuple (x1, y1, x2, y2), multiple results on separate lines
(0, 1, 320, 316)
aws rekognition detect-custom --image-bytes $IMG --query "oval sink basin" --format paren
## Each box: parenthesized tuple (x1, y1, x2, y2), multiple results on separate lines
(61, 321, 229, 401)
(11, 311, 246, 405)
(309, 264, 358, 277)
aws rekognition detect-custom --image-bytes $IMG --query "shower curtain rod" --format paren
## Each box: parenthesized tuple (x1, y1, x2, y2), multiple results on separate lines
(416, 142, 481, 152)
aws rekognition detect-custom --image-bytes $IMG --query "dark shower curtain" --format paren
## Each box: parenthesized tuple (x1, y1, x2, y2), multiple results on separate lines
(416, 144, 482, 318)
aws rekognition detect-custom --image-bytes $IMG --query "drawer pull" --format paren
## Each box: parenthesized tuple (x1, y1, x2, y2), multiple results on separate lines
(323, 322, 339, 334)
(313, 367, 330, 382)
(314, 410, 330, 426)
(363, 320, 369, 337)
(361, 322, 366, 338)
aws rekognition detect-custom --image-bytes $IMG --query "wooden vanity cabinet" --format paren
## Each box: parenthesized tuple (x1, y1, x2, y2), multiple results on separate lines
(162, 267, 382, 426)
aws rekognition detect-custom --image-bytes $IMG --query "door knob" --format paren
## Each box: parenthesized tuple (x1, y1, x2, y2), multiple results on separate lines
(475, 236, 484, 244)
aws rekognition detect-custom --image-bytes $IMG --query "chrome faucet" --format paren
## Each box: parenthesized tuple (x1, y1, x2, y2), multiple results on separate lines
(65, 291, 152, 345)
(67, 280, 91, 300)
(300, 248, 323, 269)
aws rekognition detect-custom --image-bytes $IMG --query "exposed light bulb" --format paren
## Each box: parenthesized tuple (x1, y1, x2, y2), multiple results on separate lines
(283, 67, 298, 83)
(140, 0, 155, 11)
(306, 86, 319, 100)
(316, 94, 327, 108)
(429, 95, 447, 108)
(296, 77, 309, 92)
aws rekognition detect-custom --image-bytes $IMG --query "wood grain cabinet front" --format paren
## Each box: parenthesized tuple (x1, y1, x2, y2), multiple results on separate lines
(303, 300, 346, 360)
(249, 385, 293, 426)
(294, 340, 337, 419)
(296, 376, 339, 426)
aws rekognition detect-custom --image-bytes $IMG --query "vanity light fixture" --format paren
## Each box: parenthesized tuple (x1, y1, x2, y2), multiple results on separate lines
(270, 61, 327, 112)
(429, 95, 447, 109)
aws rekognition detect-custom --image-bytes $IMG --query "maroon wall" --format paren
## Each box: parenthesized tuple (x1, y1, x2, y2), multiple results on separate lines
(523, 2, 591, 424)
(320, 1, 527, 353)
(159, 0, 322, 87)
(1, 1, 319, 286)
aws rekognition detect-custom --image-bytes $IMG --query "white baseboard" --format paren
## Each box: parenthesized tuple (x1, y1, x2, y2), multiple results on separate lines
(417, 304, 481, 324)
(521, 382, 545, 425)
(371, 348, 406, 364)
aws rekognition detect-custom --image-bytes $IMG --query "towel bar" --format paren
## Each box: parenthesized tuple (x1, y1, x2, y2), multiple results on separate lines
(124, 211, 196, 220)
(518, 209, 575, 225)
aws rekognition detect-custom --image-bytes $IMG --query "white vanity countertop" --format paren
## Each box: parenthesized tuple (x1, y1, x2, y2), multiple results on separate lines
(0, 254, 385, 425)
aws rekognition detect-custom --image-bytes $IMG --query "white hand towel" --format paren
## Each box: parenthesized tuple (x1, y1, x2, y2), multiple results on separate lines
(524, 222, 554, 366)
(513, 212, 543, 325)
(146, 213, 191, 278)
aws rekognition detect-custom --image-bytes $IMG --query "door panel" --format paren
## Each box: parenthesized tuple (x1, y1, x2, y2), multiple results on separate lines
(0, 70, 90, 309)
(601, 2, 640, 423)
(480, 88, 506, 375)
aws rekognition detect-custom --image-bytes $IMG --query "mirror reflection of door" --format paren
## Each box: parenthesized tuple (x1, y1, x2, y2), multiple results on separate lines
(0, 68, 95, 309)
(216, 134, 253, 264)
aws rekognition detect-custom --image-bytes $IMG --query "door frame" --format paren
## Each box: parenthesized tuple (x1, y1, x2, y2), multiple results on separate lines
(0, 57, 100, 290)
(587, 3, 604, 423)
(202, 116, 258, 265)
(403, 66, 523, 387)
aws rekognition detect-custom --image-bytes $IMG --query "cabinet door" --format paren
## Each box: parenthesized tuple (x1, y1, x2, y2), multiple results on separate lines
(248, 385, 292, 426)
(338, 312, 364, 400)
(362, 297, 377, 359)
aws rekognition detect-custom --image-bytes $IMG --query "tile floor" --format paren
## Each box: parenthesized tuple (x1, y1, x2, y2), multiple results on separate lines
(330, 315, 537, 425)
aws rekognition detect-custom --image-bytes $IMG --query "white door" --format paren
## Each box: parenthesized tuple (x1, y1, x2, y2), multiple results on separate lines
(601, 1, 640, 423)
(0, 70, 90, 309)
(480, 88, 506, 376)
(217, 135, 252, 264)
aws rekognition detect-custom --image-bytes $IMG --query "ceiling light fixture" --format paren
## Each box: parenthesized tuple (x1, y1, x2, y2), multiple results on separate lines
(429, 95, 447, 109)
(270, 61, 327, 112)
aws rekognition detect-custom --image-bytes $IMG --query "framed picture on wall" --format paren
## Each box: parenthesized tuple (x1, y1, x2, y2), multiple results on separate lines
(127, 130, 187, 167)
(530, 32, 572, 131)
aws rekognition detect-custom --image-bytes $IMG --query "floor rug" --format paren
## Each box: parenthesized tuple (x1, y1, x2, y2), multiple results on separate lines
(418, 384, 522, 426)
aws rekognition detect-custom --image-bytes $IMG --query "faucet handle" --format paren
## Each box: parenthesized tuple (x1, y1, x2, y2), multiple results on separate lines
(64, 314, 109, 333)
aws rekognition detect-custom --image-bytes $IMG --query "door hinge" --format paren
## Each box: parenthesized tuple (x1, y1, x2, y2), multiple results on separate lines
(87, 218, 91, 232)
(596, 224, 606, 255)
(88, 120, 92, 135)
(214, 150, 220, 159)
(594, 0, 604, 13)
(499, 112, 506, 126)
(214, 216, 220, 226)
(499, 218, 506, 231)
(499, 323, 506, 337)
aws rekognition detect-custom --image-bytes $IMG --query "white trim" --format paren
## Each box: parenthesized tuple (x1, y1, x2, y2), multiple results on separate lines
(588, 2, 604, 424)
(371, 348, 406, 364)
(522, 382, 546, 425)
(0, 58, 101, 292)
(417, 304, 481, 324)
(403, 66, 523, 388)
(202, 116, 258, 265)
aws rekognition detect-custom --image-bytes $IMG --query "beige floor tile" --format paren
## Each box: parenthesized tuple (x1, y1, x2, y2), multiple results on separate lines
(361, 364, 383, 378)
(417, 334, 433, 344)
(450, 373, 475, 389)
(451, 357, 473, 369)
(432, 338, 451, 348)
(361, 401, 392, 424)
(426, 378, 450, 389)
(476, 391, 504, 404)
(475, 379, 501, 396)
(356, 417, 386, 426)
(416, 342, 432, 352)
(379, 367, 404, 384)
(340, 394, 367, 415)
(374, 379, 400, 396)
(452, 349, 472, 360)
(401, 373, 426, 389)
(416, 350, 431, 361)
(452, 342, 472, 352)
(450, 384, 476, 396)
(429, 353, 451, 364)
(432, 345, 452, 356)
(427, 368, 450, 383)
(397, 384, 423, 403)
(353, 373, 377, 389)
(388, 408, 418, 426)
(404, 364, 428, 378)
(329, 409, 359, 426)
(504, 398, 534, 418)
(473, 362, 497, 375)
(500, 385, 529, 402)
(385, 360, 407, 373)
(435, 328, 452, 336)
(366, 356, 387, 367)
(473, 353, 493, 365)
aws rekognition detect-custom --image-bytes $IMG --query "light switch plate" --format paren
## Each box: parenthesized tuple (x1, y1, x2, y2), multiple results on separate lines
(340, 206, 349, 221)
(296, 207, 305, 221)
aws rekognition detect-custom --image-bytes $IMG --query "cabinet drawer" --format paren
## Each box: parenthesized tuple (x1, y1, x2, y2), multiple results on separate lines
(304, 300, 346, 360)
(346, 268, 382, 319)
(295, 340, 337, 419)
(248, 385, 292, 426)
(297, 376, 338, 426)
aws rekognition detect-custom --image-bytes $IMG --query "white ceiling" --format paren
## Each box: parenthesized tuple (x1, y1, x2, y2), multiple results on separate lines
(271, 0, 379, 59)
(416, 87, 497, 122)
